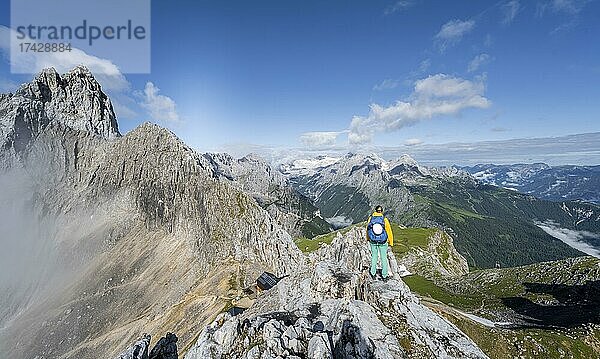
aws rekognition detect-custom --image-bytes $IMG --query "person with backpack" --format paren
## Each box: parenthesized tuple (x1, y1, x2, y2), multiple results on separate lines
(366, 205, 394, 280)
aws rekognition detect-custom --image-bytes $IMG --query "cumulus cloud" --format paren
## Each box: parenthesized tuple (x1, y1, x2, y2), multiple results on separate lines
(300, 131, 342, 148)
(384, 0, 415, 15)
(404, 138, 423, 146)
(435, 19, 475, 51)
(468, 53, 492, 72)
(373, 78, 399, 91)
(349, 74, 491, 145)
(140, 82, 181, 123)
(501, 0, 521, 24)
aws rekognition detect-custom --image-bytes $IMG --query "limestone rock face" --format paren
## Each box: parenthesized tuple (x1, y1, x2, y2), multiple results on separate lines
(184, 227, 488, 359)
(0, 66, 119, 154)
(397, 229, 469, 278)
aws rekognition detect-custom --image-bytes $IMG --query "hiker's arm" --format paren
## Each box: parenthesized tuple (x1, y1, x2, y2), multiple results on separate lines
(366, 216, 371, 241)
(384, 218, 393, 246)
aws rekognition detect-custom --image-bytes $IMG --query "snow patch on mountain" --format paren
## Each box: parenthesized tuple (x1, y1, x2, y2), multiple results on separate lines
(279, 155, 341, 176)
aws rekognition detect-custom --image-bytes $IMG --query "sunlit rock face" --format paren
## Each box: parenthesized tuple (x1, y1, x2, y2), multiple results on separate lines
(184, 227, 488, 359)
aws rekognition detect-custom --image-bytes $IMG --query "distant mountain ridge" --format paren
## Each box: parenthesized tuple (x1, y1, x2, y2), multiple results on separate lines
(462, 163, 600, 204)
(281, 153, 600, 269)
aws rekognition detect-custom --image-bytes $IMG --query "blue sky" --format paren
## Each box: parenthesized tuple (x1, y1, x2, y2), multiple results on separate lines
(0, 0, 599, 164)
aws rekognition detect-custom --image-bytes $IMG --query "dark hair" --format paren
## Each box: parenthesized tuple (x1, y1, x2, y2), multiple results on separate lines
(375, 205, 383, 213)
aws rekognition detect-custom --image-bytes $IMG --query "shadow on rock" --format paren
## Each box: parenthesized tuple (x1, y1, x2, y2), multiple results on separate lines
(501, 280, 600, 328)
(333, 319, 376, 359)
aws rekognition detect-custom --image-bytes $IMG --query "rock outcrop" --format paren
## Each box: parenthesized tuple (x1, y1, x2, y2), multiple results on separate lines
(115, 334, 152, 359)
(116, 333, 178, 359)
(184, 227, 488, 358)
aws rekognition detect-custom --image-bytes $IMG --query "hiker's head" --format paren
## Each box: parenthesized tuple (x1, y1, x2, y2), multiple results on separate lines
(375, 205, 383, 213)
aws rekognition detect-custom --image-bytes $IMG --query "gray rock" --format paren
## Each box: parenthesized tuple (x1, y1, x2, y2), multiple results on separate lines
(185, 227, 488, 359)
(307, 333, 332, 359)
(114, 334, 151, 359)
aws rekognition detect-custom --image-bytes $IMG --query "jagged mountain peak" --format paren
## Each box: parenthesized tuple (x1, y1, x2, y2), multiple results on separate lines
(0, 66, 120, 149)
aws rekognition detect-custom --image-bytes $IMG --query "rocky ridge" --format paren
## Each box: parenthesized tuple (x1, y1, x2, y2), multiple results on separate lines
(397, 229, 469, 278)
(183, 227, 488, 358)
(0, 66, 119, 156)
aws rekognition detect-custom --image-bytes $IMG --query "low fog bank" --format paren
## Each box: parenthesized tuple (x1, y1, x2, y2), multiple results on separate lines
(536, 220, 600, 258)
(0, 168, 110, 333)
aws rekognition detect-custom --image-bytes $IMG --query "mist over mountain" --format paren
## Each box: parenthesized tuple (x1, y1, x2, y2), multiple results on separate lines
(0, 67, 303, 358)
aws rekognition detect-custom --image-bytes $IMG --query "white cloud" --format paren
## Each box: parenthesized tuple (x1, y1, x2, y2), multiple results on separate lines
(373, 78, 399, 91)
(349, 74, 491, 144)
(435, 19, 475, 51)
(300, 131, 342, 148)
(501, 0, 521, 24)
(536, 220, 600, 258)
(384, 0, 415, 15)
(536, 0, 591, 33)
(379, 132, 600, 166)
(405, 138, 423, 146)
(326, 216, 353, 229)
(468, 53, 492, 72)
(140, 82, 181, 123)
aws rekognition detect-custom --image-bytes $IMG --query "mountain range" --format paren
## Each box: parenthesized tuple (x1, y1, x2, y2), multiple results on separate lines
(462, 163, 600, 204)
(1, 67, 599, 358)
(0, 67, 489, 358)
(282, 153, 600, 269)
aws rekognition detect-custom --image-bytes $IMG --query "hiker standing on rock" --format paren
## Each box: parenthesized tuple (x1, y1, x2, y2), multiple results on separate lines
(366, 205, 394, 280)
